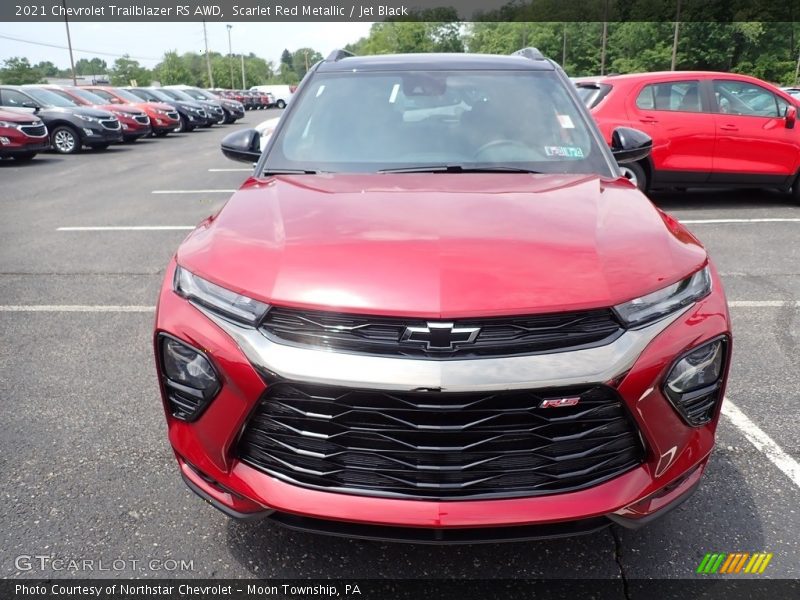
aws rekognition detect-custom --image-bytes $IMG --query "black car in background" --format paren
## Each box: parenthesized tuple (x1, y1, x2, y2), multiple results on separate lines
(159, 87, 225, 125)
(0, 85, 122, 154)
(125, 87, 210, 133)
(166, 85, 245, 124)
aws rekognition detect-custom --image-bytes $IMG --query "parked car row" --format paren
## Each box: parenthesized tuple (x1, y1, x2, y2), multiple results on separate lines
(575, 71, 800, 199)
(0, 84, 248, 161)
(212, 89, 274, 110)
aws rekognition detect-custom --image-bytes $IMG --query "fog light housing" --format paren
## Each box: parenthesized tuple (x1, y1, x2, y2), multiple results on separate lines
(663, 337, 728, 426)
(158, 334, 220, 421)
(0, 136, 10, 145)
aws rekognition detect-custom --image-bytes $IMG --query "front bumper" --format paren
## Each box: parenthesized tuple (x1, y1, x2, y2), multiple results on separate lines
(155, 260, 731, 538)
(81, 124, 123, 144)
(0, 136, 50, 155)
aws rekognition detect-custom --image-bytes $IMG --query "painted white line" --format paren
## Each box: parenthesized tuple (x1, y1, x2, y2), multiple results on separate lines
(0, 305, 155, 312)
(680, 218, 800, 224)
(728, 300, 800, 307)
(152, 189, 235, 194)
(208, 168, 251, 172)
(57, 226, 194, 231)
(723, 398, 800, 489)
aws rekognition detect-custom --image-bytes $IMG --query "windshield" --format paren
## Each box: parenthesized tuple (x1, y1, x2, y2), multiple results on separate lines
(67, 87, 108, 105)
(263, 70, 611, 176)
(158, 89, 192, 101)
(25, 87, 79, 108)
(107, 88, 144, 103)
(183, 88, 214, 101)
(136, 88, 171, 102)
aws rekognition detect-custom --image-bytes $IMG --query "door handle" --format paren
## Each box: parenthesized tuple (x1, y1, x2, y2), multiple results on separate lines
(720, 124, 739, 131)
(639, 116, 658, 123)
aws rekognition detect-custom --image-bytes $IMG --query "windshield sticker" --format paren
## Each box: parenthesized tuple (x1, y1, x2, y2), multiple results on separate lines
(557, 114, 575, 128)
(545, 146, 585, 158)
(389, 83, 400, 104)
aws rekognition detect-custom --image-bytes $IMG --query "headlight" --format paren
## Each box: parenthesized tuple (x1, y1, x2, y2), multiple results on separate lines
(110, 110, 128, 118)
(75, 114, 101, 123)
(174, 266, 269, 326)
(614, 266, 711, 328)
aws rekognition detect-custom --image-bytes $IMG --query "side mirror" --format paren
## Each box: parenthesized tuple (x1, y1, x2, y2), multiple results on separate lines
(22, 101, 39, 111)
(785, 105, 796, 129)
(610, 126, 652, 164)
(221, 128, 261, 163)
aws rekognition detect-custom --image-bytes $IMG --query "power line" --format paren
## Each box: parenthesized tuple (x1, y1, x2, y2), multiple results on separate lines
(0, 32, 159, 61)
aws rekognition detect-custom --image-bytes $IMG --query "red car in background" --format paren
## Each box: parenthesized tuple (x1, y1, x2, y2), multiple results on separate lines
(576, 71, 800, 199)
(0, 108, 49, 161)
(38, 85, 152, 143)
(83, 86, 180, 136)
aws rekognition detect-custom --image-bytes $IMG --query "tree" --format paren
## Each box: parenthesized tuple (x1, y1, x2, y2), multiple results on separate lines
(34, 61, 62, 77)
(75, 57, 108, 76)
(109, 55, 151, 86)
(291, 48, 323, 80)
(155, 51, 192, 85)
(0, 57, 43, 84)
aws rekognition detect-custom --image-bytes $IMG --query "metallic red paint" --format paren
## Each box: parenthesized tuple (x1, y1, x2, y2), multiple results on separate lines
(154, 174, 731, 532)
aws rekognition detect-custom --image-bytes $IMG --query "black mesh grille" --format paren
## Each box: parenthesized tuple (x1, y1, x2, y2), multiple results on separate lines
(238, 382, 644, 500)
(20, 124, 47, 137)
(260, 307, 623, 359)
(134, 115, 149, 124)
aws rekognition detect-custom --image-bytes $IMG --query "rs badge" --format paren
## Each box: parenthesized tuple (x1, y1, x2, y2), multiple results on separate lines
(540, 397, 581, 409)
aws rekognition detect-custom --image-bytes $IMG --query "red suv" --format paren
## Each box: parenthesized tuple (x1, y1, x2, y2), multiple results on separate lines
(576, 71, 800, 198)
(84, 86, 180, 136)
(0, 108, 49, 161)
(155, 50, 731, 542)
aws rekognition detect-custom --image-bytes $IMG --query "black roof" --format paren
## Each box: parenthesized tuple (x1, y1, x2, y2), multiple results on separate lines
(316, 53, 555, 73)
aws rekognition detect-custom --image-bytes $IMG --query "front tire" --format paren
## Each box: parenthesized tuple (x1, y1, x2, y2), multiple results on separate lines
(174, 115, 193, 133)
(51, 125, 81, 154)
(276, 99, 286, 109)
(620, 161, 648, 192)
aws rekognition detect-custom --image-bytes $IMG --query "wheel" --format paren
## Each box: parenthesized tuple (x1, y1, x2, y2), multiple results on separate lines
(153, 130, 170, 137)
(276, 99, 286, 109)
(174, 115, 193, 133)
(122, 135, 138, 143)
(51, 125, 81, 154)
(620, 161, 648, 192)
(89, 143, 110, 150)
(791, 176, 800, 204)
(223, 115, 236, 124)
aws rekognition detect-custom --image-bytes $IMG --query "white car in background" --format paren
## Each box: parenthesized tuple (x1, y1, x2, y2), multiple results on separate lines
(255, 115, 282, 151)
(249, 85, 294, 109)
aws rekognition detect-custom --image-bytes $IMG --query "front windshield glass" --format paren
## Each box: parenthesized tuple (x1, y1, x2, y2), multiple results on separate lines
(110, 88, 145, 103)
(25, 88, 79, 108)
(184, 88, 214, 100)
(144, 88, 173, 102)
(158, 89, 191, 101)
(263, 70, 611, 175)
(68, 88, 109, 105)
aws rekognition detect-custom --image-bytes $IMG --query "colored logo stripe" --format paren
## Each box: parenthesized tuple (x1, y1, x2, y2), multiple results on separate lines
(697, 552, 773, 574)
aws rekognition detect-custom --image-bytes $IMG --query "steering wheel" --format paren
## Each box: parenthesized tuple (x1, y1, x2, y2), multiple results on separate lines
(473, 139, 540, 161)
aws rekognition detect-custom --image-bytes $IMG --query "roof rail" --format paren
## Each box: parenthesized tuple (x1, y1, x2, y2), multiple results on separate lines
(326, 49, 354, 62)
(512, 47, 545, 61)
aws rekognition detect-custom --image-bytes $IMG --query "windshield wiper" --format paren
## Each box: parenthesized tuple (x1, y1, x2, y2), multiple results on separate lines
(262, 168, 318, 175)
(378, 165, 541, 174)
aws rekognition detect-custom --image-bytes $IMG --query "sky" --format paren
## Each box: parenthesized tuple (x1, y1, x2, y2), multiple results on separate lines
(0, 22, 374, 70)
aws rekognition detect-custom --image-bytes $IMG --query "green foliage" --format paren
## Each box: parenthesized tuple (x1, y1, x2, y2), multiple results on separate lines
(109, 55, 152, 87)
(74, 57, 108, 76)
(0, 57, 45, 84)
(291, 48, 323, 80)
(155, 51, 192, 85)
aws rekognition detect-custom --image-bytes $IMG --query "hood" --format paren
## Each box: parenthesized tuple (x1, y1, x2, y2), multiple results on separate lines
(177, 174, 707, 318)
(73, 106, 114, 119)
(175, 100, 205, 111)
(102, 104, 143, 116)
(0, 108, 41, 123)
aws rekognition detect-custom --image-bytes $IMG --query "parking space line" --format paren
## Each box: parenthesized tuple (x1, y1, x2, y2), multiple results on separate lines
(723, 398, 800, 488)
(152, 189, 236, 194)
(680, 218, 800, 224)
(0, 305, 155, 312)
(728, 300, 800, 307)
(57, 226, 195, 231)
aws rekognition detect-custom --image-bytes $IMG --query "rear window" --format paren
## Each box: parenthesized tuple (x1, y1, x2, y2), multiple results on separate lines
(575, 83, 612, 109)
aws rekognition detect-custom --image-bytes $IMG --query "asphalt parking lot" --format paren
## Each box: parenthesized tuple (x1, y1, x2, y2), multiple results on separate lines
(1, 111, 798, 588)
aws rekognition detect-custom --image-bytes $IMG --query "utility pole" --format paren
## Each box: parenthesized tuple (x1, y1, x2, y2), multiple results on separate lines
(226, 24, 234, 89)
(671, 0, 682, 71)
(600, 0, 609, 75)
(62, 0, 77, 85)
(240, 54, 246, 89)
(202, 20, 214, 88)
(562, 23, 567, 66)
(304, 49, 309, 72)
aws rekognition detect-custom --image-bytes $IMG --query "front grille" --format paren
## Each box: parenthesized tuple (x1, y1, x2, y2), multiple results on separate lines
(212, 107, 223, 114)
(166, 111, 179, 120)
(238, 382, 644, 500)
(20, 124, 46, 137)
(197, 110, 207, 117)
(260, 307, 623, 359)
(134, 115, 149, 124)
(100, 119, 120, 130)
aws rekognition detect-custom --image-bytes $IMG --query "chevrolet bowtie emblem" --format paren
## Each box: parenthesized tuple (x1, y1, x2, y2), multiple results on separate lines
(401, 322, 481, 351)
